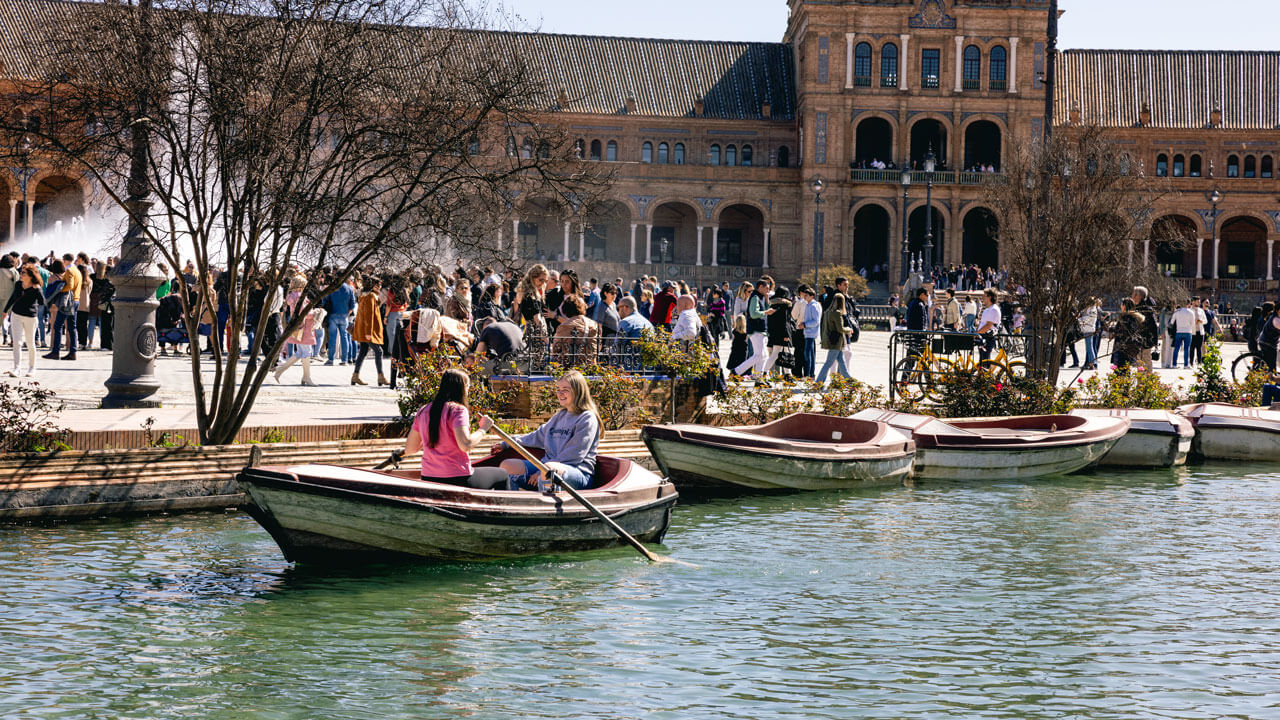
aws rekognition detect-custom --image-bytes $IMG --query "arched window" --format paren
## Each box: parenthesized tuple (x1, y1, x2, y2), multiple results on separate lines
(468, 136, 480, 155)
(854, 42, 872, 86)
(741, 145, 753, 167)
(1263, 156, 1274, 178)
(725, 144, 737, 166)
(989, 46, 1008, 91)
(537, 142, 550, 160)
(657, 142, 669, 164)
(673, 143, 685, 165)
(962, 45, 981, 90)
(641, 141, 653, 163)
(589, 140, 602, 161)
(880, 43, 898, 87)
(573, 139, 585, 160)
(777, 145, 790, 168)
(1172, 154, 1185, 177)
(1190, 154, 1202, 177)
(606, 140, 618, 162)
(1245, 155, 1257, 178)
(1228, 155, 1240, 177)
(1156, 153, 1168, 177)
(709, 144, 721, 166)
(520, 138, 533, 159)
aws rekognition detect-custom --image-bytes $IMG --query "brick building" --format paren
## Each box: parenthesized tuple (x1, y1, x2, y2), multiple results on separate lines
(3, 0, 1278, 296)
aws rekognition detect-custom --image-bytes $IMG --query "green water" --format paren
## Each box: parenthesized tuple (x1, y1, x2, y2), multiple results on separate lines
(4, 466, 1280, 719)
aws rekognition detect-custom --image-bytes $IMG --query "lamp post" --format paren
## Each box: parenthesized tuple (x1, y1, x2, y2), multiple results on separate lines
(11, 134, 36, 242)
(811, 177, 825, 289)
(900, 165, 911, 285)
(923, 148, 936, 272)
(1209, 188, 1222, 281)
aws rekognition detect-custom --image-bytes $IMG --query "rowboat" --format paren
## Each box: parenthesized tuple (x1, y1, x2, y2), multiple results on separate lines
(850, 409, 1128, 481)
(1068, 408, 1194, 467)
(237, 454, 678, 564)
(1176, 403, 1280, 461)
(640, 413, 915, 491)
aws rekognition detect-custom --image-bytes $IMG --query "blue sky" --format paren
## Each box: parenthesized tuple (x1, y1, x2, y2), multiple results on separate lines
(500, 0, 1276, 51)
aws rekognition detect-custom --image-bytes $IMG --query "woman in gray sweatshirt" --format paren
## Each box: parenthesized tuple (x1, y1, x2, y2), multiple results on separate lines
(494, 369, 601, 491)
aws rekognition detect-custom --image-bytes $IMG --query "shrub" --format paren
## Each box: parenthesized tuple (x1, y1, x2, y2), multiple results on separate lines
(532, 363, 655, 431)
(816, 375, 890, 415)
(397, 346, 518, 423)
(1188, 337, 1234, 404)
(932, 369, 1075, 418)
(815, 265, 870, 300)
(1077, 367, 1184, 410)
(715, 379, 821, 425)
(635, 327, 716, 379)
(1233, 368, 1271, 407)
(0, 382, 71, 453)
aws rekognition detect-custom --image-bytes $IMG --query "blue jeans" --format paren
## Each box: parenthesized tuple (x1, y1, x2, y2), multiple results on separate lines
(36, 304, 47, 344)
(1171, 332, 1192, 367)
(506, 459, 591, 491)
(1082, 332, 1097, 366)
(816, 347, 850, 383)
(50, 303, 78, 354)
(327, 314, 352, 363)
(803, 338, 817, 377)
(1263, 384, 1280, 406)
(86, 315, 99, 347)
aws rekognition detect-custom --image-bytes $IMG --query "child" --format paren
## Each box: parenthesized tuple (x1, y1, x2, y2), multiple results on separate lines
(726, 313, 749, 377)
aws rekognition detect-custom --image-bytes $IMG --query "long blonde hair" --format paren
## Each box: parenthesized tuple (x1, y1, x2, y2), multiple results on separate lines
(558, 370, 599, 420)
(518, 264, 548, 300)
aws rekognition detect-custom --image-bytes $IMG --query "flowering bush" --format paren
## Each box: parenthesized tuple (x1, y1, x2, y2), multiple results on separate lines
(0, 382, 71, 453)
(635, 327, 717, 379)
(397, 347, 518, 424)
(532, 362, 655, 431)
(1188, 337, 1234, 404)
(715, 378, 822, 425)
(1077, 367, 1184, 410)
(932, 368, 1075, 418)
(1233, 368, 1271, 406)
(816, 375, 890, 416)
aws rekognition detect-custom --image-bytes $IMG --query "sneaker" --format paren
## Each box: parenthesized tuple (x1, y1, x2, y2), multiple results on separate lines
(323, 361, 334, 366)
(4, 369, 16, 377)
(41, 352, 59, 360)
(61, 353, 77, 361)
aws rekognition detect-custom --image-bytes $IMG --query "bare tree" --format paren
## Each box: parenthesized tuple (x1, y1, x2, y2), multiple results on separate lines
(984, 127, 1174, 384)
(3, 0, 605, 444)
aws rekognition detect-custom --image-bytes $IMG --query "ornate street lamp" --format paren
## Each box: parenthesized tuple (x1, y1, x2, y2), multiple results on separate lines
(923, 147, 936, 271)
(1209, 188, 1222, 281)
(900, 165, 911, 285)
(810, 177, 825, 289)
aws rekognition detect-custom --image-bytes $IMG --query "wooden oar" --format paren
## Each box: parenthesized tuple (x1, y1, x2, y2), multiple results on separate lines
(374, 450, 404, 470)
(488, 424, 678, 565)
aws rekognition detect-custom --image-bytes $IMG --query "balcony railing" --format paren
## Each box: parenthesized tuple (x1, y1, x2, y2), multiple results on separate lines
(962, 78, 980, 90)
(922, 75, 940, 89)
(853, 76, 872, 88)
(989, 80, 1007, 92)
(880, 74, 898, 88)
(849, 169, 1007, 185)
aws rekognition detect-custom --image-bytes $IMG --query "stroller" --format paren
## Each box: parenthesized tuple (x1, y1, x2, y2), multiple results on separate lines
(156, 293, 189, 355)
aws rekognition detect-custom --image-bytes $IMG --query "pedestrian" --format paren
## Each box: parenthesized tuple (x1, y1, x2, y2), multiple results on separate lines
(975, 289, 1002, 362)
(4, 265, 42, 376)
(274, 283, 324, 386)
(351, 276, 386, 386)
(731, 279, 774, 385)
(760, 286, 795, 378)
(726, 314, 749, 372)
(798, 286, 820, 378)
(1110, 298, 1147, 371)
(1170, 299, 1195, 369)
(322, 275, 356, 366)
(816, 292, 852, 383)
(1077, 298, 1099, 370)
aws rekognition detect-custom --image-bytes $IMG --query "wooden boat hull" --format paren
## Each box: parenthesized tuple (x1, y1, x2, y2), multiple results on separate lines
(1069, 409, 1194, 468)
(852, 410, 1128, 481)
(238, 458, 677, 564)
(1177, 403, 1280, 462)
(642, 415, 915, 491)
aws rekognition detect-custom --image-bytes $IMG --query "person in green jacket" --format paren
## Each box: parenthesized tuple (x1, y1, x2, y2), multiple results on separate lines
(816, 293, 852, 384)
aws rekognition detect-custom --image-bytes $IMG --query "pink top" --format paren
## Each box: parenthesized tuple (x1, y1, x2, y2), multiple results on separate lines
(412, 402, 472, 479)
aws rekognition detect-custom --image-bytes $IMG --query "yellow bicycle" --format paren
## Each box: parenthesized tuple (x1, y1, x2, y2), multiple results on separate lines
(893, 334, 1026, 401)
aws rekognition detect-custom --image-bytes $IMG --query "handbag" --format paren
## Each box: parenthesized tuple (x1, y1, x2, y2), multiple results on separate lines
(775, 347, 795, 369)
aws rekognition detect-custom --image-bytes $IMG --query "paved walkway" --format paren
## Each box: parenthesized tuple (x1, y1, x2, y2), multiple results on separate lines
(0, 331, 1246, 433)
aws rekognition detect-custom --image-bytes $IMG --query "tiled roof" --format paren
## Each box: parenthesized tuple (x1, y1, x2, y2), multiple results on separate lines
(1058, 49, 1280, 130)
(0, 0, 795, 121)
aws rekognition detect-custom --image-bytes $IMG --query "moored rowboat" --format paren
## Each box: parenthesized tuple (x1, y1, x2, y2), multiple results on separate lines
(641, 413, 915, 491)
(1176, 403, 1280, 461)
(237, 453, 677, 564)
(1068, 408, 1194, 468)
(850, 410, 1128, 481)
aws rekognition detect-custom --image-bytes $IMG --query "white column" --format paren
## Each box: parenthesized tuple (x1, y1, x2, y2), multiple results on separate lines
(1127, 237, 1134, 270)
(1008, 37, 1019, 93)
(512, 219, 519, 261)
(711, 225, 719, 266)
(562, 221, 570, 261)
(7, 200, 15, 244)
(1143, 237, 1150, 267)
(954, 36, 964, 92)
(1195, 237, 1204, 278)
(578, 226, 585, 260)
(629, 223, 638, 264)
(696, 225, 704, 266)
(845, 33, 855, 89)
(1212, 236, 1221, 279)
(763, 228, 771, 269)
(1268, 239, 1275, 281)
(899, 34, 911, 91)
(25, 200, 34, 239)
(646, 225, 653, 264)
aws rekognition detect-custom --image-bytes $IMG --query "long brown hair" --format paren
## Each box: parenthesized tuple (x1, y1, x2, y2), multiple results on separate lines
(558, 370, 599, 421)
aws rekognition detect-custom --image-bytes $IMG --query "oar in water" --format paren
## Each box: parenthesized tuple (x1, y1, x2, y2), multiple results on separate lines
(488, 424, 682, 566)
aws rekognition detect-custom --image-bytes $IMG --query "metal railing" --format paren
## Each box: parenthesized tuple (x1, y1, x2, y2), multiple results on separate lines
(849, 169, 1006, 185)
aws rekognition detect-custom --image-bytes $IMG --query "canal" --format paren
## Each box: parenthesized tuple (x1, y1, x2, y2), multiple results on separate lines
(3, 465, 1279, 718)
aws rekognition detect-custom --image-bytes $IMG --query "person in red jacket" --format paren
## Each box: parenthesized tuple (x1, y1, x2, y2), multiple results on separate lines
(649, 281, 679, 330)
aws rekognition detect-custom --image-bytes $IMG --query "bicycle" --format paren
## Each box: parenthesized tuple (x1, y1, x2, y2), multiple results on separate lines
(1231, 350, 1269, 384)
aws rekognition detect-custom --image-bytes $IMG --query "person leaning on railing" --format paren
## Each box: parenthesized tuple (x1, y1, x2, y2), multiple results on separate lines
(551, 295, 600, 368)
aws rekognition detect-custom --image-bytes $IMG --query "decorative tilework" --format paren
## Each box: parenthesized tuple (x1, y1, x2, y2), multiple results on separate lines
(908, 0, 957, 29)
(1268, 211, 1280, 234)
(815, 112, 828, 165)
(817, 37, 830, 84)
(1195, 209, 1218, 232)
(695, 197, 723, 221)
(629, 194, 657, 218)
